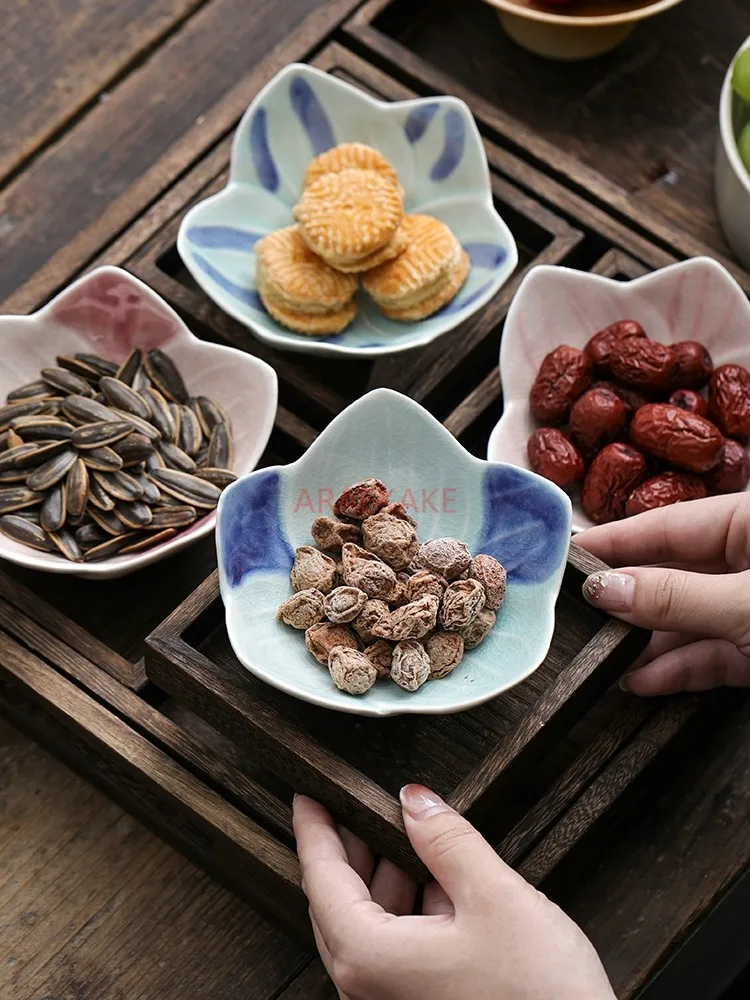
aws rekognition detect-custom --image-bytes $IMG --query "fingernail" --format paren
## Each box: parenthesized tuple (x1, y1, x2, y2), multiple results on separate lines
(400, 784, 451, 820)
(619, 674, 632, 692)
(583, 571, 635, 612)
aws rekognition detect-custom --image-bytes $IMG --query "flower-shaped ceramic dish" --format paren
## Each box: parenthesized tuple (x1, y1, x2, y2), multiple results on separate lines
(216, 389, 571, 717)
(716, 34, 750, 269)
(177, 63, 518, 359)
(0, 266, 277, 579)
(487, 257, 750, 532)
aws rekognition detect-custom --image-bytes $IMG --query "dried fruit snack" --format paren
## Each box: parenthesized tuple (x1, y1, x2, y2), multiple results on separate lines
(276, 478, 507, 697)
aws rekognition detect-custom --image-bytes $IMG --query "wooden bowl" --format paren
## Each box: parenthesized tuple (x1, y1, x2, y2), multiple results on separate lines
(484, 0, 686, 60)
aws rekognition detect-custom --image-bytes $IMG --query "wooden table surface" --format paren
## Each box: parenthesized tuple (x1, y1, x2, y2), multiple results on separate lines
(2, 2, 750, 998)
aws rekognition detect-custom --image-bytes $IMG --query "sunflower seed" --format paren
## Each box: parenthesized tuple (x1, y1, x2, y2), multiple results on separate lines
(0, 468, 29, 483)
(82, 533, 140, 562)
(75, 524, 109, 550)
(7, 380, 56, 402)
(141, 387, 174, 441)
(87, 477, 115, 511)
(6, 429, 23, 450)
(56, 355, 102, 382)
(81, 446, 123, 472)
(132, 471, 161, 504)
(66, 459, 89, 519)
(0, 444, 42, 471)
(131, 367, 152, 393)
(118, 528, 177, 554)
(100, 376, 152, 420)
(74, 353, 119, 376)
(72, 420, 133, 449)
(0, 488, 43, 514)
(61, 395, 117, 425)
(0, 400, 52, 431)
(92, 469, 143, 501)
(89, 507, 129, 536)
(26, 449, 77, 490)
(144, 349, 188, 402)
(147, 506, 197, 530)
(145, 450, 166, 473)
(0, 432, 8, 452)
(114, 500, 153, 530)
(47, 528, 83, 562)
(108, 407, 161, 441)
(195, 467, 237, 489)
(13, 508, 41, 523)
(41, 482, 67, 533)
(112, 433, 152, 467)
(15, 440, 70, 469)
(157, 439, 195, 473)
(0, 515, 56, 552)
(194, 446, 209, 468)
(194, 395, 230, 435)
(11, 417, 74, 441)
(115, 348, 142, 386)
(149, 468, 220, 508)
(41, 366, 95, 397)
(179, 404, 203, 456)
(169, 402, 181, 444)
(208, 423, 232, 469)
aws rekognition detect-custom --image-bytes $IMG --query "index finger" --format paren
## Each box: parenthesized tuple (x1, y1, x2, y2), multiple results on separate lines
(293, 795, 380, 946)
(576, 494, 749, 569)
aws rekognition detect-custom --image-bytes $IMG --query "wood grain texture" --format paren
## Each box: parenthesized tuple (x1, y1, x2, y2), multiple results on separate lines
(0, 718, 309, 1000)
(1, 0, 206, 183)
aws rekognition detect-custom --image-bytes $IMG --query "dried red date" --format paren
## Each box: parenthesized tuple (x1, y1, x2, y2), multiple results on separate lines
(672, 341, 714, 390)
(708, 364, 750, 438)
(527, 428, 585, 489)
(582, 443, 648, 524)
(529, 345, 593, 425)
(584, 320, 647, 371)
(630, 403, 723, 473)
(625, 472, 706, 517)
(669, 389, 708, 417)
(704, 438, 750, 494)
(569, 387, 628, 456)
(591, 380, 651, 415)
(610, 339, 678, 391)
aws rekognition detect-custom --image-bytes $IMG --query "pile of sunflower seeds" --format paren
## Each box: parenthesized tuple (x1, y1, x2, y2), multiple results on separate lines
(0, 349, 236, 562)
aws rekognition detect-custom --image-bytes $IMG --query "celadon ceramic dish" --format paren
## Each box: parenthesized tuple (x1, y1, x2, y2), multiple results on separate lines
(177, 63, 518, 359)
(217, 389, 571, 717)
(487, 256, 750, 532)
(716, 34, 750, 270)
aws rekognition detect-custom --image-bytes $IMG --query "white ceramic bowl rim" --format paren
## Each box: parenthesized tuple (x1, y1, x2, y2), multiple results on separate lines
(486, 0, 684, 27)
(719, 33, 750, 199)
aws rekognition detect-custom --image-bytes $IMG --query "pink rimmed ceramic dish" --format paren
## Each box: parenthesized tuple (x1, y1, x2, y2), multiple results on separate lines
(487, 257, 750, 532)
(0, 266, 277, 578)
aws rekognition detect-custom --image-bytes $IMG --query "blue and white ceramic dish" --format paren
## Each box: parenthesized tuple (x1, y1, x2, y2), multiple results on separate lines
(216, 389, 571, 717)
(177, 64, 518, 359)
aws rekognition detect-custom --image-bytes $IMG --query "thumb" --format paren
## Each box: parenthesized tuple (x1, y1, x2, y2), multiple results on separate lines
(583, 567, 750, 654)
(399, 784, 527, 908)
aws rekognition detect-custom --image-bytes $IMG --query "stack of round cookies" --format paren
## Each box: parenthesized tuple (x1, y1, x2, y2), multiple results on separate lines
(254, 143, 470, 336)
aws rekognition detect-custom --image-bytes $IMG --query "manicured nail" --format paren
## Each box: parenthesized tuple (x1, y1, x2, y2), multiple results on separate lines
(583, 571, 635, 612)
(400, 784, 451, 820)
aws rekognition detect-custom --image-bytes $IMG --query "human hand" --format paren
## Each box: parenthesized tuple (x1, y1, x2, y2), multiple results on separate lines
(293, 786, 615, 1000)
(577, 493, 750, 695)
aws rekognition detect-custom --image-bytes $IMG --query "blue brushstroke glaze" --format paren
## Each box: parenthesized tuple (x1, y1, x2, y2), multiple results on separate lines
(403, 102, 440, 143)
(289, 76, 335, 155)
(192, 253, 263, 310)
(430, 108, 465, 181)
(250, 108, 279, 191)
(221, 470, 294, 587)
(440, 280, 493, 316)
(476, 466, 569, 585)
(464, 242, 507, 269)
(186, 226, 263, 252)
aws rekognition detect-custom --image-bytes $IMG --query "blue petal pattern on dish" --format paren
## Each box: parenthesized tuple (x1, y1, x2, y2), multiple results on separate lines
(441, 280, 494, 316)
(476, 466, 569, 585)
(193, 253, 264, 311)
(430, 108, 465, 181)
(222, 470, 294, 587)
(464, 243, 507, 269)
(250, 108, 279, 192)
(403, 102, 440, 143)
(186, 226, 263, 252)
(289, 75, 335, 156)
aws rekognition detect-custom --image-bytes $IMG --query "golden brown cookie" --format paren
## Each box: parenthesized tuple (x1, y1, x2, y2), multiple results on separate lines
(380, 248, 470, 322)
(327, 223, 409, 274)
(294, 169, 404, 267)
(254, 225, 357, 313)
(258, 278, 358, 335)
(304, 142, 401, 192)
(361, 214, 460, 309)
